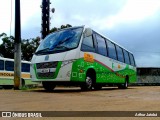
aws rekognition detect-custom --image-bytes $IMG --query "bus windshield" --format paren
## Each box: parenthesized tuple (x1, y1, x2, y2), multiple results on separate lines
(35, 27, 83, 55)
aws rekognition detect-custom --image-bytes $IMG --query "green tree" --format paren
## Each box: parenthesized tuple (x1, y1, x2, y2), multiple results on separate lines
(21, 37, 40, 61)
(0, 33, 15, 59)
(50, 24, 72, 33)
(0, 34, 40, 61)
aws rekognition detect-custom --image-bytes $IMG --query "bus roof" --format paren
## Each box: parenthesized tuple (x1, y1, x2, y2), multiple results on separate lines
(0, 57, 31, 64)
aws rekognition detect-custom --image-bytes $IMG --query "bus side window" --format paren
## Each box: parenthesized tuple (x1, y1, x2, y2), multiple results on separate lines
(81, 36, 95, 52)
(22, 63, 30, 72)
(96, 34, 107, 56)
(116, 45, 124, 63)
(107, 40, 117, 60)
(129, 53, 136, 66)
(133, 55, 136, 66)
(5, 61, 14, 71)
(0, 60, 4, 70)
(123, 50, 130, 65)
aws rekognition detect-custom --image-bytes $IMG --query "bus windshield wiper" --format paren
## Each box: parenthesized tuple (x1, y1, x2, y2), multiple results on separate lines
(54, 45, 71, 51)
(58, 36, 73, 45)
(35, 48, 50, 55)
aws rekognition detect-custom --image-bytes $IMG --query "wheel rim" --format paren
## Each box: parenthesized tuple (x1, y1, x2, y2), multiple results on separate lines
(86, 77, 92, 89)
(125, 81, 128, 88)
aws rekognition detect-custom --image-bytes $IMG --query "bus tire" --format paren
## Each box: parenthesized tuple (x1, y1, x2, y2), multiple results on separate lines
(118, 77, 129, 89)
(3, 85, 13, 89)
(42, 82, 56, 91)
(94, 85, 102, 90)
(21, 78, 25, 88)
(81, 75, 93, 91)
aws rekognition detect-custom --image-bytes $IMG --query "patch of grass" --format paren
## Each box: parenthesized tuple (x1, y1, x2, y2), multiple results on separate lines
(20, 85, 40, 90)
(20, 86, 29, 90)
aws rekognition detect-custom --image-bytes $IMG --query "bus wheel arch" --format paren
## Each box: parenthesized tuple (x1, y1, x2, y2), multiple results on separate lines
(81, 68, 96, 90)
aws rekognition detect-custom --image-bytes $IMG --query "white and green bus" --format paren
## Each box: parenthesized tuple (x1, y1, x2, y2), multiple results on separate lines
(0, 57, 35, 89)
(30, 26, 136, 91)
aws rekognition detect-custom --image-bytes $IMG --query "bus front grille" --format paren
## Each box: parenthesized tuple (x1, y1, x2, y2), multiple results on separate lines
(36, 61, 58, 78)
(36, 61, 58, 69)
(37, 72, 55, 78)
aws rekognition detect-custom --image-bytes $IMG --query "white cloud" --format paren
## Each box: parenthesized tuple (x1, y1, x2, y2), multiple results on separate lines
(21, 0, 41, 27)
(72, 15, 85, 22)
(117, 0, 160, 22)
(0, 0, 13, 35)
(91, 0, 160, 30)
(0, 0, 41, 36)
(136, 53, 160, 67)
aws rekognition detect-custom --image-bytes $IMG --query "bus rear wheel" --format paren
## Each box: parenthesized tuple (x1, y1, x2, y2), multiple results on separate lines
(94, 84, 102, 90)
(81, 76, 93, 91)
(118, 79, 128, 89)
(3, 85, 13, 89)
(42, 82, 56, 91)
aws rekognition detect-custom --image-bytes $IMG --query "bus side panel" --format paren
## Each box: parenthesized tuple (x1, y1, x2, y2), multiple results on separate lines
(95, 53, 137, 84)
(70, 58, 87, 82)
(70, 52, 137, 84)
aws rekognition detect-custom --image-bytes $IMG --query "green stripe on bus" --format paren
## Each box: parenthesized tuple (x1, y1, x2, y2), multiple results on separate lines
(71, 58, 136, 83)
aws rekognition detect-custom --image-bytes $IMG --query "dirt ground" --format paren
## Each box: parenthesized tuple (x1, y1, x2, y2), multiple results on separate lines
(0, 86, 160, 120)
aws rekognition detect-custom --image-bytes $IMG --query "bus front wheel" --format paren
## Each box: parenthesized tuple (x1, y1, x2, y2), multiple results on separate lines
(81, 76, 93, 91)
(94, 85, 102, 90)
(42, 82, 56, 91)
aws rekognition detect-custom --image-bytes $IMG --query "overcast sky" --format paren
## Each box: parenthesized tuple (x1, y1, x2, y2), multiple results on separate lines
(0, 0, 160, 67)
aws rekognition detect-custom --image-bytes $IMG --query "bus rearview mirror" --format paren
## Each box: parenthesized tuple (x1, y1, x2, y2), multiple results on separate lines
(84, 28, 93, 37)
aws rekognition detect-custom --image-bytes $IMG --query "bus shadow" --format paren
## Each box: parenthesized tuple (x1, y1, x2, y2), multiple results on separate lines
(29, 88, 83, 93)
(23, 87, 134, 93)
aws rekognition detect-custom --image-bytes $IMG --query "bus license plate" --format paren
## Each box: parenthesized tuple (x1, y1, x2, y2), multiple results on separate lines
(41, 69, 50, 73)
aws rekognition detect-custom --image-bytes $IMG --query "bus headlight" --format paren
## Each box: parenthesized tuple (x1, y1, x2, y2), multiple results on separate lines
(30, 64, 34, 69)
(61, 60, 75, 67)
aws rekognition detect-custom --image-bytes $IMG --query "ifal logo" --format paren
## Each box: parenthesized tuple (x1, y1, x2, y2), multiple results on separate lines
(45, 55, 49, 61)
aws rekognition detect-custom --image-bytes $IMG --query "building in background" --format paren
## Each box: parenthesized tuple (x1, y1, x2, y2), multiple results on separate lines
(137, 67, 160, 85)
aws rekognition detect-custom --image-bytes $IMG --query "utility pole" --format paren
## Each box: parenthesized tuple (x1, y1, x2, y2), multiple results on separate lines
(14, 0, 21, 90)
(41, 0, 50, 39)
